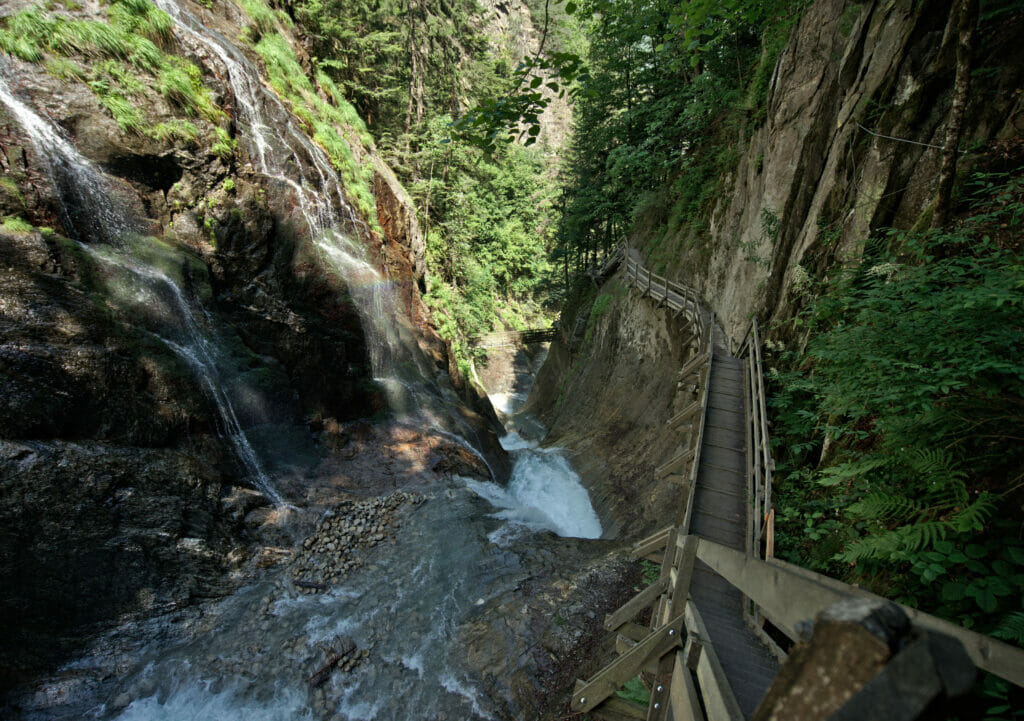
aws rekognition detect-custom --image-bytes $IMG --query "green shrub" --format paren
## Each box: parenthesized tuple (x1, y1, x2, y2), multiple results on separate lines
(771, 170, 1024, 637)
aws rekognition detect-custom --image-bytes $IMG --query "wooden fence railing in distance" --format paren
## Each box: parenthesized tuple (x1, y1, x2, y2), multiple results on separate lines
(621, 247, 706, 347)
(469, 328, 556, 349)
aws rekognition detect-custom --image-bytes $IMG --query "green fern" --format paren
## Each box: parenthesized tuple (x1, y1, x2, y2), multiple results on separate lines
(816, 455, 889, 487)
(847, 490, 922, 520)
(991, 612, 1024, 645)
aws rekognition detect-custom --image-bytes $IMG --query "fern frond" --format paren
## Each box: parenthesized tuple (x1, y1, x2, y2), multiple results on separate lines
(847, 491, 922, 521)
(839, 531, 906, 563)
(952, 493, 997, 533)
(907, 447, 964, 481)
(895, 520, 950, 552)
(991, 612, 1024, 645)
(839, 520, 952, 563)
(817, 456, 889, 487)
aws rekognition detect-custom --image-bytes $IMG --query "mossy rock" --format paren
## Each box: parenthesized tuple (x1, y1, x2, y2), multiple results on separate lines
(0, 175, 26, 216)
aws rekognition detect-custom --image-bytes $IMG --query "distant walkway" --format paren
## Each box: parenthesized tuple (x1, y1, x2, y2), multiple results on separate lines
(470, 329, 555, 349)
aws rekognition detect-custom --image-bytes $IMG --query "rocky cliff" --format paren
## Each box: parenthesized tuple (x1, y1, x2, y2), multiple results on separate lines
(0, 0, 506, 691)
(527, 0, 1024, 536)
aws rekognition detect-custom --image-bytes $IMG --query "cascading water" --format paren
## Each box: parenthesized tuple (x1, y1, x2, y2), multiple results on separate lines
(151, 0, 359, 239)
(152, 0, 489, 458)
(1, 3, 606, 717)
(0, 73, 282, 506)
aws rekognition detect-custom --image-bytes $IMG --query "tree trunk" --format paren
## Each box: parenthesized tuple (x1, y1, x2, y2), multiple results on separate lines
(933, 0, 978, 228)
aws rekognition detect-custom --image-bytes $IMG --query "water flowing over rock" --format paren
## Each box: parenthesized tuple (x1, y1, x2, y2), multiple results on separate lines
(0, 0, 609, 716)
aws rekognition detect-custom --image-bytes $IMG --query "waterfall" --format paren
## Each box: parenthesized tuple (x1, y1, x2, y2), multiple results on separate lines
(151, 0, 360, 239)
(152, 0, 493, 460)
(0, 73, 282, 506)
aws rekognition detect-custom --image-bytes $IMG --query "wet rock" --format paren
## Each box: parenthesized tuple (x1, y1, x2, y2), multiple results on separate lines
(288, 491, 423, 592)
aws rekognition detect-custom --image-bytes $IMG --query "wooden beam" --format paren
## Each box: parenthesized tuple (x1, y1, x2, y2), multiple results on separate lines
(677, 353, 707, 380)
(655, 447, 696, 479)
(646, 654, 675, 721)
(631, 525, 674, 558)
(617, 633, 639, 655)
(685, 600, 744, 721)
(572, 613, 686, 713)
(619, 622, 650, 642)
(682, 632, 703, 669)
(669, 650, 706, 721)
(667, 400, 701, 428)
(605, 576, 669, 631)
(672, 535, 699, 604)
(593, 697, 648, 721)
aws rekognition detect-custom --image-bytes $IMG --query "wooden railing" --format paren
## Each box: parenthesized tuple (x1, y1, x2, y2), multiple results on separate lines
(571, 248, 720, 720)
(735, 317, 774, 562)
(622, 247, 707, 350)
(469, 328, 556, 348)
(567, 252, 1024, 720)
(599, 531, 1024, 719)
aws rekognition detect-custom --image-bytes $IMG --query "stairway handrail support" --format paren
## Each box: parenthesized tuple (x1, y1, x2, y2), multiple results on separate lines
(735, 317, 775, 563)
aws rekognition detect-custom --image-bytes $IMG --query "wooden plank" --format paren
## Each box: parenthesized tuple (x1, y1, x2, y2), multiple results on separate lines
(647, 654, 675, 721)
(668, 400, 702, 428)
(572, 613, 686, 713)
(617, 633, 639, 655)
(677, 353, 707, 380)
(592, 696, 648, 721)
(698, 447, 745, 474)
(656, 447, 696, 479)
(632, 525, 674, 558)
(684, 599, 744, 721)
(672, 535, 699, 606)
(669, 651, 706, 721)
(619, 621, 650, 642)
(605, 576, 669, 631)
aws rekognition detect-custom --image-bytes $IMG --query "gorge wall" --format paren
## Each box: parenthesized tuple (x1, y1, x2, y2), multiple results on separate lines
(528, 0, 1024, 537)
(0, 0, 507, 690)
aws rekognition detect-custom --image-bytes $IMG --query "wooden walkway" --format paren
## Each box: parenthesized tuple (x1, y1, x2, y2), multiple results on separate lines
(688, 344, 779, 716)
(469, 328, 555, 348)
(572, 244, 1024, 720)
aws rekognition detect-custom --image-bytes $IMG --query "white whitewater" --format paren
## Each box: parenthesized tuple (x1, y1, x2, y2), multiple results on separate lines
(464, 432, 602, 539)
(0, 73, 282, 506)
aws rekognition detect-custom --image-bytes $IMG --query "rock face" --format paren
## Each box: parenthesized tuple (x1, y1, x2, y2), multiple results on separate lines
(524, 279, 702, 539)
(0, 0, 508, 692)
(527, 0, 1024, 538)
(644, 0, 1024, 344)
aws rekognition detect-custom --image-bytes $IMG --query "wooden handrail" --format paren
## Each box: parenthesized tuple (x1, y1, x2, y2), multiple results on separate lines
(737, 317, 774, 562)
(692, 535, 1024, 688)
(577, 259, 1023, 720)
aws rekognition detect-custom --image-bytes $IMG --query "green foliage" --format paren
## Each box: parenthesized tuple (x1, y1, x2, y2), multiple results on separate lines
(0, 2, 224, 143)
(246, 23, 378, 224)
(210, 126, 236, 161)
(549, 0, 802, 285)
(1, 216, 35, 233)
(639, 559, 660, 586)
(590, 290, 613, 318)
(616, 676, 650, 706)
(770, 170, 1024, 639)
(416, 116, 558, 367)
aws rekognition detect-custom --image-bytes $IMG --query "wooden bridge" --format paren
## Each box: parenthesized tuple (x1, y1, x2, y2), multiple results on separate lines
(569, 245, 1024, 720)
(469, 328, 556, 349)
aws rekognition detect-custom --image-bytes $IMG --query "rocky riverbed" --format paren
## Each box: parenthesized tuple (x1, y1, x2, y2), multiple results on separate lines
(290, 492, 424, 593)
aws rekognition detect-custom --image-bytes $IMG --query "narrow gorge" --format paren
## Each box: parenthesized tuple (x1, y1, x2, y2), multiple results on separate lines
(1, 0, 1022, 718)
